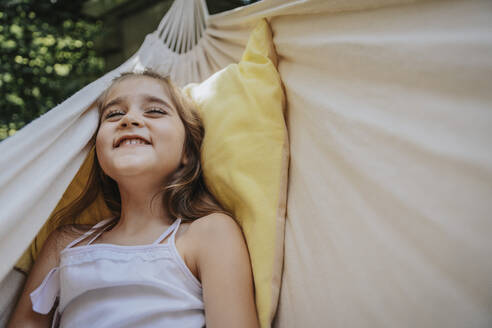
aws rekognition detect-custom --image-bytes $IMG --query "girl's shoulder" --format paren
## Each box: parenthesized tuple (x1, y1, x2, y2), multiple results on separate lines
(43, 223, 96, 258)
(187, 212, 237, 234)
(183, 211, 257, 322)
(185, 212, 237, 245)
(184, 212, 240, 256)
(180, 212, 238, 278)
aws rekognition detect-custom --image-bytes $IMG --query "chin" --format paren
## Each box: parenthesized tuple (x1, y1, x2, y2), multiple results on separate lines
(116, 168, 151, 177)
(111, 160, 153, 176)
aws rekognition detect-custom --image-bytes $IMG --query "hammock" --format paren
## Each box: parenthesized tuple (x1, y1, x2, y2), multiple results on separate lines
(1, 0, 492, 327)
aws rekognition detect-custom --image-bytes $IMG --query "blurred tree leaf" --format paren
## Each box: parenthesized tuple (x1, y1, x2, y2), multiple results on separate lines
(0, 0, 105, 139)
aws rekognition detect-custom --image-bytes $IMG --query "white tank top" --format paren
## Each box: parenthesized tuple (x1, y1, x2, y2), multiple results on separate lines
(30, 217, 205, 328)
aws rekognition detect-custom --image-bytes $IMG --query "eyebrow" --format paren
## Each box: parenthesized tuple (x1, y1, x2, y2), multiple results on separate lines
(101, 94, 174, 116)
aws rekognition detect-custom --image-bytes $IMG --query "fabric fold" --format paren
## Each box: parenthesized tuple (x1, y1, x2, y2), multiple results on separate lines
(30, 267, 60, 314)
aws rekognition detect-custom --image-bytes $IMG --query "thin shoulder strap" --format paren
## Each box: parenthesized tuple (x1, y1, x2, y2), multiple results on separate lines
(64, 217, 116, 250)
(86, 219, 116, 245)
(152, 218, 181, 245)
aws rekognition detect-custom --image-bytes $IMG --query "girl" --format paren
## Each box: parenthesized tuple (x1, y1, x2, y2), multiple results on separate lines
(8, 70, 260, 328)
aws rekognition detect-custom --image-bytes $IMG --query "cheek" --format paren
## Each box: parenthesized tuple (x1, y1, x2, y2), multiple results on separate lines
(154, 121, 186, 150)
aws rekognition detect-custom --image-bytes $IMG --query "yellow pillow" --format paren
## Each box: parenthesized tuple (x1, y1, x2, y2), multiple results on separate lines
(183, 19, 287, 328)
(17, 18, 288, 328)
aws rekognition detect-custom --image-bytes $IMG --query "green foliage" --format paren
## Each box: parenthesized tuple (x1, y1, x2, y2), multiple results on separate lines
(0, 0, 105, 140)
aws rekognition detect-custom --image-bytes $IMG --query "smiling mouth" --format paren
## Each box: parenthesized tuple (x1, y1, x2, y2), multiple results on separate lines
(116, 138, 151, 148)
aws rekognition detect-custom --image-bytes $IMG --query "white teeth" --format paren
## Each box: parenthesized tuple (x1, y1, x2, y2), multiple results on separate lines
(119, 138, 148, 147)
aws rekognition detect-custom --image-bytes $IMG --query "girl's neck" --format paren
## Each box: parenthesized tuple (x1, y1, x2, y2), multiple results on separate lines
(113, 180, 173, 236)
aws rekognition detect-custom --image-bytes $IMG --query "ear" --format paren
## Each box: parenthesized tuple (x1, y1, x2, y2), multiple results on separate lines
(181, 154, 189, 166)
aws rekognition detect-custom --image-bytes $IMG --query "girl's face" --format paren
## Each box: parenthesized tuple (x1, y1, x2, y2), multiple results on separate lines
(96, 76, 187, 183)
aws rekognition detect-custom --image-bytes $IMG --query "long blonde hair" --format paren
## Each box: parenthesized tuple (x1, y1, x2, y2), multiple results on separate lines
(50, 69, 230, 235)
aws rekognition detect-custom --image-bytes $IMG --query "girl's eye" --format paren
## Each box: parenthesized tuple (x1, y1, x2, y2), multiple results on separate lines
(105, 110, 124, 119)
(146, 108, 166, 115)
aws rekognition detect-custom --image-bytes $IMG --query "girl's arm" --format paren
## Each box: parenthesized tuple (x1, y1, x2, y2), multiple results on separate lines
(193, 213, 260, 328)
(7, 228, 66, 328)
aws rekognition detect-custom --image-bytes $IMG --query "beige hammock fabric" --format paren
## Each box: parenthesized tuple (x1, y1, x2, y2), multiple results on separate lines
(1, 0, 492, 327)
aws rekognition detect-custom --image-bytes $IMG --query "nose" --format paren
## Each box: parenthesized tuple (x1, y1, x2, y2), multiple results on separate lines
(118, 112, 143, 128)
